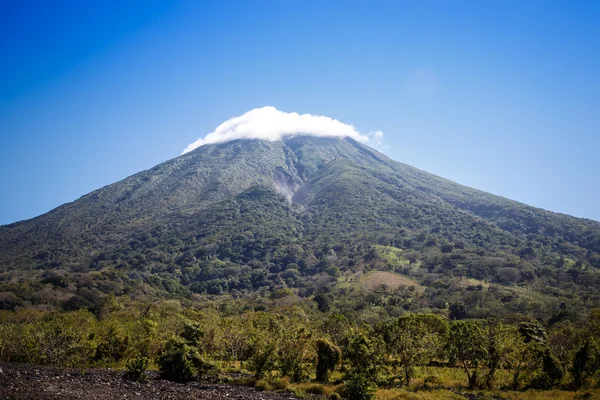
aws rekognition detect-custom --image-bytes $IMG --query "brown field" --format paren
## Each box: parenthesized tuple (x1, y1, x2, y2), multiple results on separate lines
(360, 271, 422, 291)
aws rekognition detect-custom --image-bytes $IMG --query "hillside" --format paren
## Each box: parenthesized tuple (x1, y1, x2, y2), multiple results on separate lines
(1, 136, 599, 322)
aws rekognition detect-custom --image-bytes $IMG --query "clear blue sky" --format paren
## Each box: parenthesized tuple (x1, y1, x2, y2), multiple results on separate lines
(1, 0, 599, 225)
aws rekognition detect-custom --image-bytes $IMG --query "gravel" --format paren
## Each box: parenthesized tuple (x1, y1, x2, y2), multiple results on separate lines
(0, 362, 304, 400)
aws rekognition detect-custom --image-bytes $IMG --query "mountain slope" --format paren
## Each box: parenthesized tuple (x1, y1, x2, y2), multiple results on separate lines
(1, 136, 599, 320)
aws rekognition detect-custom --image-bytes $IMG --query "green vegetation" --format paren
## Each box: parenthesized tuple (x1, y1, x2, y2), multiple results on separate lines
(1, 136, 600, 398)
(0, 137, 599, 325)
(316, 338, 341, 383)
(1, 297, 600, 398)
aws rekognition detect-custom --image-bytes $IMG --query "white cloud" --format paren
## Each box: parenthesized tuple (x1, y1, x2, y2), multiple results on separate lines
(182, 106, 383, 154)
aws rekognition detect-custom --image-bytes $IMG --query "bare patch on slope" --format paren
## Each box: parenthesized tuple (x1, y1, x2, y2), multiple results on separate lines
(360, 271, 422, 291)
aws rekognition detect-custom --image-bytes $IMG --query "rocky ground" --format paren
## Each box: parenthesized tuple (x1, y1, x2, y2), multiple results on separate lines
(0, 362, 303, 400)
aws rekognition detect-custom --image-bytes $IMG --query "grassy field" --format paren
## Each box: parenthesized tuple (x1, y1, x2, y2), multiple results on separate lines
(277, 365, 600, 400)
(360, 271, 422, 291)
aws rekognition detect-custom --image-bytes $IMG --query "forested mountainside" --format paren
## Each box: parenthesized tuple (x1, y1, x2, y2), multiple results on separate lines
(1, 136, 599, 323)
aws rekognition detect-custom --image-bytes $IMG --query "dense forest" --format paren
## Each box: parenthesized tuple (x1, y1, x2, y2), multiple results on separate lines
(0, 137, 599, 325)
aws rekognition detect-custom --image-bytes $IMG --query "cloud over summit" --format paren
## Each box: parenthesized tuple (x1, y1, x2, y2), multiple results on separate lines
(182, 107, 383, 154)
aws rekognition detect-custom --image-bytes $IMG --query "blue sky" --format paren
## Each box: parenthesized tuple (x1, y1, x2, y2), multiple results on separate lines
(1, 0, 599, 225)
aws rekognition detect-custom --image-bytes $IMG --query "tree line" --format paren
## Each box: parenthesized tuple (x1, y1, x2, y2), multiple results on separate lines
(2, 299, 600, 398)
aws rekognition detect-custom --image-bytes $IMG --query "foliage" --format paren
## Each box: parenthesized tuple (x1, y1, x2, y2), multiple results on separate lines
(447, 321, 487, 388)
(316, 338, 341, 383)
(125, 355, 149, 383)
(1, 136, 600, 329)
(2, 287, 600, 394)
(247, 334, 278, 379)
(277, 326, 311, 381)
(571, 338, 600, 389)
(343, 328, 386, 378)
(344, 373, 376, 400)
(384, 314, 445, 385)
(156, 337, 218, 382)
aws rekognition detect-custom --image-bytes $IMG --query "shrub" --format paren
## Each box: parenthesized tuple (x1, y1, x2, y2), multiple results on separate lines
(345, 373, 375, 400)
(247, 340, 277, 379)
(181, 322, 204, 345)
(271, 376, 290, 390)
(254, 379, 273, 391)
(571, 338, 600, 389)
(316, 339, 341, 383)
(125, 356, 149, 383)
(156, 337, 218, 383)
(94, 326, 129, 364)
(278, 327, 311, 382)
(423, 374, 442, 389)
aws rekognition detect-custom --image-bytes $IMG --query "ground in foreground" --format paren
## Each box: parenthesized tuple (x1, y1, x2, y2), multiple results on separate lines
(0, 362, 301, 400)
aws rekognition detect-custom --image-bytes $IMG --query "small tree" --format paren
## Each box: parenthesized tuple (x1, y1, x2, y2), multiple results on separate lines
(447, 320, 487, 388)
(219, 317, 249, 363)
(278, 327, 312, 381)
(344, 329, 385, 378)
(156, 321, 217, 383)
(483, 323, 520, 388)
(316, 339, 341, 383)
(181, 322, 204, 345)
(345, 372, 375, 400)
(247, 335, 278, 379)
(156, 337, 216, 382)
(388, 314, 441, 386)
(571, 338, 600, 389)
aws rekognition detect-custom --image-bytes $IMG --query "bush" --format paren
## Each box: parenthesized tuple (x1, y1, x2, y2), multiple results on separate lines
(125, 356, 149, 383)
(345, 373, 375, 400)
(181, 322, 204, 345)
(316, 339, 341, 383)
(271, 376, 290, 390)
(422, 374, 442, 389)
(156, 337, 218, 383)
(254, 379, 273, 391)
(94, 326, 129, 364)
(247, 341, 277, 379)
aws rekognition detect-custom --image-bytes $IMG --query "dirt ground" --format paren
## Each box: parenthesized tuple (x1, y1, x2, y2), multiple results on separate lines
(0, 362, 303, 400)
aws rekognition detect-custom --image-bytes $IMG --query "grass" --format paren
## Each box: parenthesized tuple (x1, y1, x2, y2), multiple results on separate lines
(375, 388, 464, 400)
(452, 277, 490, 289)
(360, 271, 422, 291)
(373, 388, 600, 400)
(226, 365, 600, 400)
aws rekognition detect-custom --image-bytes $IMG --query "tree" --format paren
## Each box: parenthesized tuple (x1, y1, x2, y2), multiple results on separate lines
(278, 327, 312, 381)
(548, 322, 585, 371)
(387, 314, 443, 386)
(343, 329, 385, 378)
(181, 322, 204, 345)
(316, 339, 341, 383)
(219, 317, 249, 363)
(571, 337, 600, 388)
(342, 327, 385, 398)
(247, 325, 279, 379)
(483, 323, 520, 389)
(449, 304, 468, 320)
(447, 320, 487, 388)
(509, 321, 560, 389)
